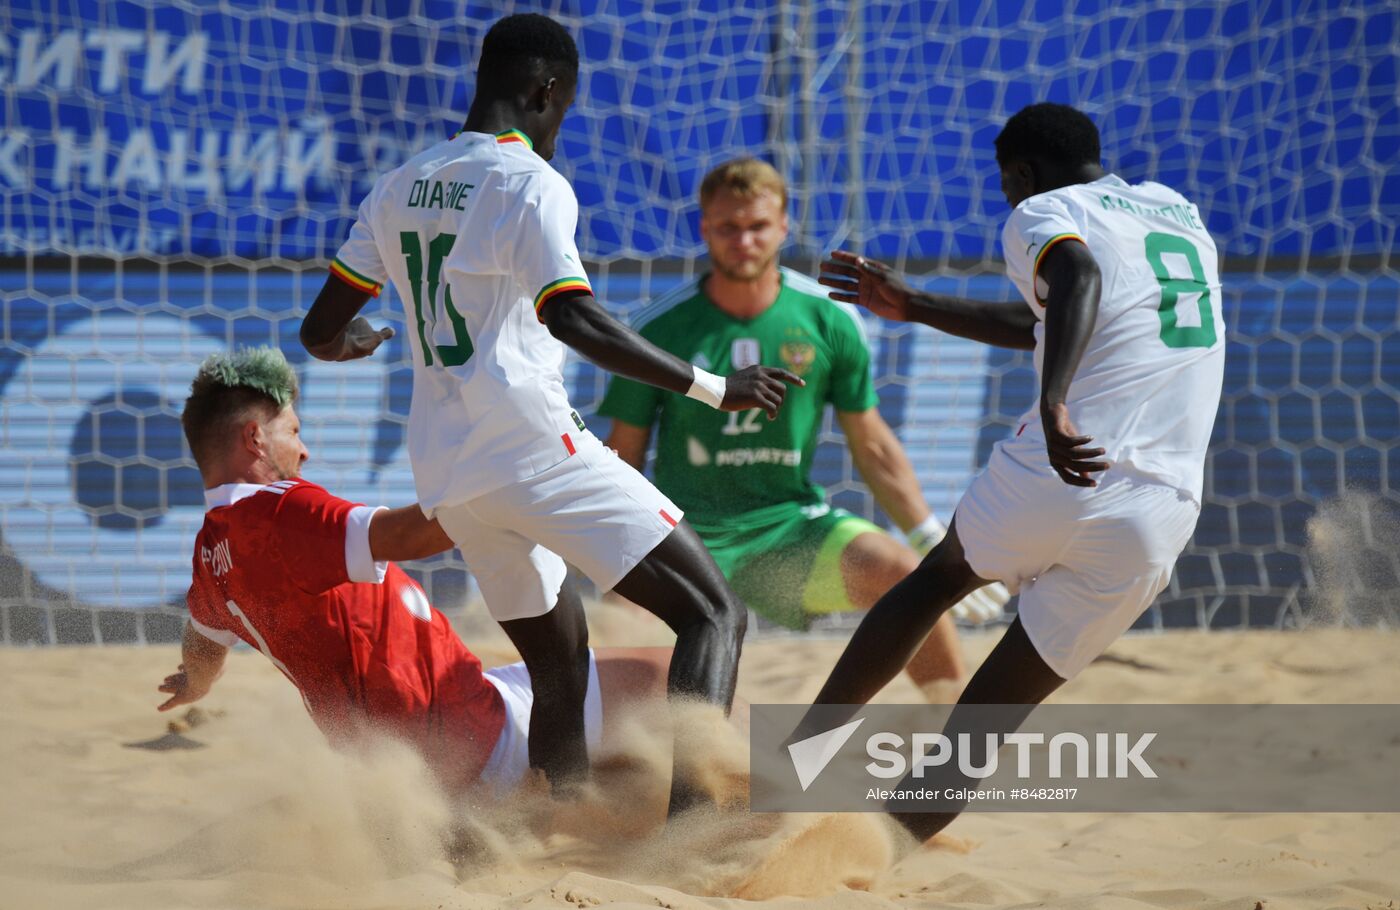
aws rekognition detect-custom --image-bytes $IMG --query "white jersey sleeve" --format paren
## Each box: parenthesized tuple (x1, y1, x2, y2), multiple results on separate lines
(494, 171, 593, 322)
(1002, 193, 1086, 308)
(330, 187, 389, 297)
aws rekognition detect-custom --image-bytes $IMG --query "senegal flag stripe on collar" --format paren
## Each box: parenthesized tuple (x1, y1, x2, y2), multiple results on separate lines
(495, 129, 533, 149)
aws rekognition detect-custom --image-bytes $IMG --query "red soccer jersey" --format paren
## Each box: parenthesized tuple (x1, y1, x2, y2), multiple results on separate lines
(186, 479, 505, 791)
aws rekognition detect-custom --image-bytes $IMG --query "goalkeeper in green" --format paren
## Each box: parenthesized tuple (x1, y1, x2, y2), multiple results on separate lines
(600, 159, 1008, 697)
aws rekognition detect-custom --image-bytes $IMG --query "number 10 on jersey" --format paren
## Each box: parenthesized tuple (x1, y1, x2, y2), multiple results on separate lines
(400, 231, 474, 367)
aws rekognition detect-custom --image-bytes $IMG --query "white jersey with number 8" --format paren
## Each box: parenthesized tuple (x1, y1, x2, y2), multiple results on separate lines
(999, 173, 1225, 503)
(332, 130, 594, 513)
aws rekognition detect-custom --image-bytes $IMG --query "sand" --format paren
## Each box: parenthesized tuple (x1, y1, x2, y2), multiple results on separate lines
(2, 615, 1399, 910)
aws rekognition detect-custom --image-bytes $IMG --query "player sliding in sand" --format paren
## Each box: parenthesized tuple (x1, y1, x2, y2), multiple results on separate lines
(157, 347, 675, 798)
(793, 103, 1225, 838)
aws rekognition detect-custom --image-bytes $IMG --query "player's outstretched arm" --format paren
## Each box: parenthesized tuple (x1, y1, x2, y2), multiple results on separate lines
(367, 506, 456, 563)
(157, 622, 230, 712)
(1037, 240, 1108, 487)
(820, 250, 1037, 350)
(837, 407, 929, 533)
(540, 291, 804, 417)
(838, 409, 1008, 624)
(301, 277, 395, 362)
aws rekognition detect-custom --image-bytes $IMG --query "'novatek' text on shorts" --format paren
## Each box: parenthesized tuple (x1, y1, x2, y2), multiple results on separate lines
(434, 429, 683, 622)
(954, 447, 1200, 679)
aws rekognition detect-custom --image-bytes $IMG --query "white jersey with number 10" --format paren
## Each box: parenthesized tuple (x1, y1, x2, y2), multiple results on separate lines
(331, 129, 594, 513)
(999, 173, 1226, 503)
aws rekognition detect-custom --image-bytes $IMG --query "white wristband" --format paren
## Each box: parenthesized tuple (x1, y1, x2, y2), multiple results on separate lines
(906, 513, 947, 554)
(686, 367, 727, 409)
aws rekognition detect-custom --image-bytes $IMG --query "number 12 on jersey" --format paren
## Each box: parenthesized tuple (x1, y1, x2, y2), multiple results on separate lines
(400, 231, 474, 367)
(722, 408, 764, 436)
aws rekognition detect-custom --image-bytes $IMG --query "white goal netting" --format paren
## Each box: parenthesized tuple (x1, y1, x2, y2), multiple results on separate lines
(1, 1, 1396, 642)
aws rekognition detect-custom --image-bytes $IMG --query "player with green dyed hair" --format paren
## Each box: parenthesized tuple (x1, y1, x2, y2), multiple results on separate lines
(601, 158, 1009, 699)
(190, 347, 300, 406)
(181, 347, 302, 475)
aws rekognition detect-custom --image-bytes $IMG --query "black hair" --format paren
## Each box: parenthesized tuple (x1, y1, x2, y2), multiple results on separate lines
(476, 14, 579, 98)
(994, 103, 1101, 168)
(181, 348, 297, 471)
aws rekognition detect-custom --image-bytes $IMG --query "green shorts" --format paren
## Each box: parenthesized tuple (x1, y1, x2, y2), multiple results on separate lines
(694, 505, 884, 630)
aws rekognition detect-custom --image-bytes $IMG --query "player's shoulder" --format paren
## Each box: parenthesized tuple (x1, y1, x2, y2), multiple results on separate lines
(369, 137, 457, 192)
(1002, 187, 1088, 251)
(246, 480, 360, 542)
(205, 479, 300, 508)
(779, 267, 870, 345)
(238, 479, 339, 512)
(353, 139, 452, 221)
(778, 266, 831, 304)
(1067, 174, 1193, 211)
(1130, 178, 1196, 210)
(497, 144, 555, 176)
(270, 479, 357, 514)
(200, 481, 309, 540)
(271, 478, 325, 497)
(490, 139, 570, 191)
(489, 155, 577, 225)
(1010, 184, 1084, 220)
(629, 275, 708, 335)
(377, 134, 556, 199)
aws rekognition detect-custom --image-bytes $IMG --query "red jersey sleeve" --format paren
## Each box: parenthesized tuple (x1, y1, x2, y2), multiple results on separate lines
(271, 482, 388, 595)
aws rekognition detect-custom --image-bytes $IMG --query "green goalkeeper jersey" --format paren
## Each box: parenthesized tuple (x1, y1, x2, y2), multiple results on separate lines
(597, 267, 879, 535)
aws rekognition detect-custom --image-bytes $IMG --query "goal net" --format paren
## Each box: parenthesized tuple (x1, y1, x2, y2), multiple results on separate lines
(1, 0, 1396, 642)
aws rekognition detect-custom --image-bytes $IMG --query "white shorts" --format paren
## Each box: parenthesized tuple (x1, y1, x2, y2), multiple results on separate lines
(435, 430, 683, 622)
(478, 651, 604, 795)
(955, 448, 1200, 679)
